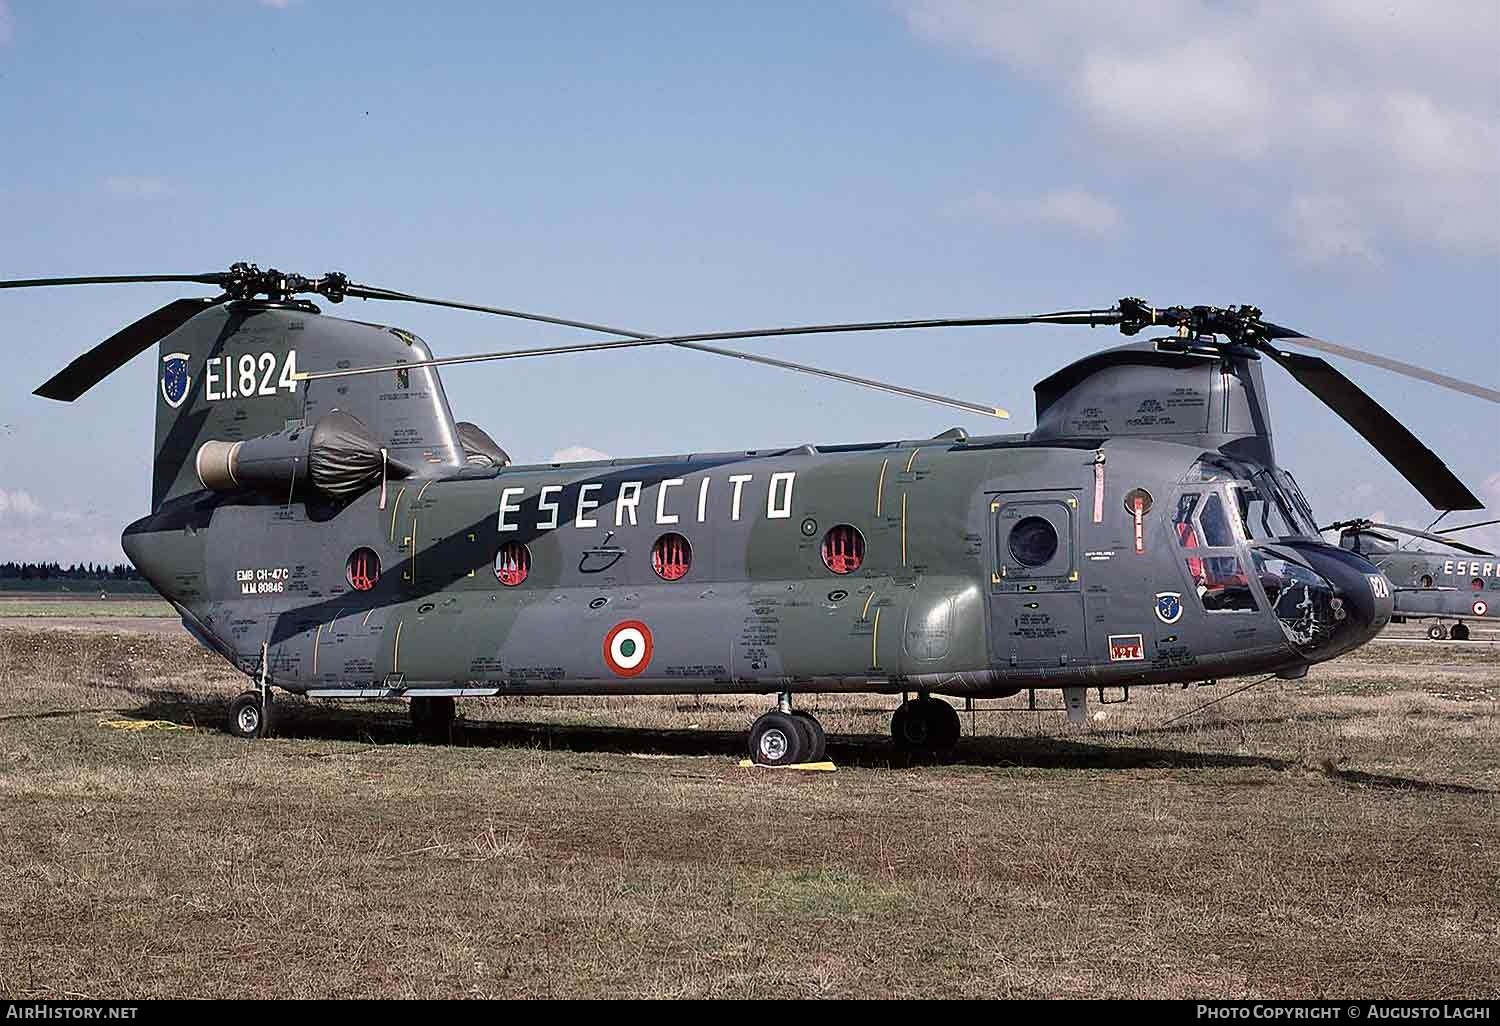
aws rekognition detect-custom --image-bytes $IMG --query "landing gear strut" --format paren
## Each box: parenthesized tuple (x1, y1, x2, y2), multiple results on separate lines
(410, 695, 457, 743)
(748, 693, 826, 766)
(890, 694, 960, 755)
(227, 689, 272, 739)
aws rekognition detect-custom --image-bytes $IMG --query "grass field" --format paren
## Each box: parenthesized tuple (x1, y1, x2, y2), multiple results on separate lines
(0, 624, 1495, 999)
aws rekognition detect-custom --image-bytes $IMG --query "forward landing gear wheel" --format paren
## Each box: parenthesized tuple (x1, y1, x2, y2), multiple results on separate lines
(792, 710, 827, 763)
(891, 697, 960, 755)
(1450, 623, 1470, 641)
(227, 691, 267, 739)
(1427, 624, 1449, 641)
(410, 695, 456, 743)
(749, 710, 809, 767)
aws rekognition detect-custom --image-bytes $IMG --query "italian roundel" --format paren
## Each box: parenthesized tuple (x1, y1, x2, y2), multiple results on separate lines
(1474, 599, 1489, 617)
(603, 620, 653, 677)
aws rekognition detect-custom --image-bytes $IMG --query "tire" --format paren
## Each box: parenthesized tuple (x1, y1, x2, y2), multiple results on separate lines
(1427, 624, 1448, 641)
(1451, 623, 1470, 641)
(792, 711, 827, 763)
(411, 695, 456, 743)
(920, 698, 961, 752)
(749, 711, 808, 767)
(226, 691, 264, 739)
(891, 701, 931, 751)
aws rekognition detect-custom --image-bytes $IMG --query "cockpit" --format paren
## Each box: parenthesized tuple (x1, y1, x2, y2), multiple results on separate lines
(1171, 456, 1388, 657)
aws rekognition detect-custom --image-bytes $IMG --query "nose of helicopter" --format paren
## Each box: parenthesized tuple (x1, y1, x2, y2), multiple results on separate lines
(1256, 541, 1394, 660)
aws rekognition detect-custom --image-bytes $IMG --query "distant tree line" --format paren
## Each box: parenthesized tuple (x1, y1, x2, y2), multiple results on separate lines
(0, 561, 142, 581)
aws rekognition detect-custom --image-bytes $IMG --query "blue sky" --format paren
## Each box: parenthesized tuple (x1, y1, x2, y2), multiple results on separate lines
(1, 1, 1497, 561)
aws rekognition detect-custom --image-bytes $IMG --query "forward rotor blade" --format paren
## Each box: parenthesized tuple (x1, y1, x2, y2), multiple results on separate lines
(341, 283, 644, 337)
(1260, 347, 1482, 510)
(0, 273, 227, 290)
(33, 297, 220, 401)
(1261, 321, 1500, 404)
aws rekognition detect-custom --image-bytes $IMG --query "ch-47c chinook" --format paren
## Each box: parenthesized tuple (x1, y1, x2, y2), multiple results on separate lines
(1323, 518, 1499, 640)
(6, 264, 1497, 765)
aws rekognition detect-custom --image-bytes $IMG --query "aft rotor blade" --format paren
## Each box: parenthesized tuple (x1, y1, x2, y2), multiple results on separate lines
(1356, 521, 1494, 556)
(1438, 518, 1500, 535)
(1259, 347, 1483, 511)
(0, 273, 227, 290)
(338, 288, 1032, 416)
(33, 297, 220, 401)
(1261, 321, 1500, 404)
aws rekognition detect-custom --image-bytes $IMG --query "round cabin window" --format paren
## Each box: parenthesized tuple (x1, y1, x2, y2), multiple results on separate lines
(346, 548, 380, 592)
(1420, 574, 1434, 588)
(1473, 577, 1486, 592)
(821, 524, 865, 575)
(495, 541, 531, 586)
(652, 533, 692, 581)
(1008, 516, 1058, 568)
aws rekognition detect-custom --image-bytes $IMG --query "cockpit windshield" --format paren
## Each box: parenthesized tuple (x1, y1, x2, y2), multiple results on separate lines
(1180, 457, 1319, 539)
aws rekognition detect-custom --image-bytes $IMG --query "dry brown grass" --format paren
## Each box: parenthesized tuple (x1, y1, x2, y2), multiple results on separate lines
(0, 625, 1495, 999)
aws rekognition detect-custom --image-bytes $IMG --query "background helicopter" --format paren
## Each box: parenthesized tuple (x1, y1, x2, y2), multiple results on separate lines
(3, 264, 1495, 765)
(1325, 518, 1498, 640)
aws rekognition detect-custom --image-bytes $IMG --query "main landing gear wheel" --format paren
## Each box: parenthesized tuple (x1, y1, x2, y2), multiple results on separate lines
(1450, 623, 1470, 641)
(1427, 624, 1449, 641)
(227, 690, 268, 739)
(891, 696, 961, 755)
(410, 695, 456, 743)
(749, 710, 809, 767)
(792, 710, 827, 763)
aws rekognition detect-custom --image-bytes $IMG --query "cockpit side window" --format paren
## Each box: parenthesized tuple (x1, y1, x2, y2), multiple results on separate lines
(1174, 493, 1202, 548)
(1233, 484, 1295, 542)
(1199, 492, 1235, 546)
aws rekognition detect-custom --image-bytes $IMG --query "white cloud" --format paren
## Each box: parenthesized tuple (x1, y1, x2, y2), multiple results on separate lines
(550, 446, 611, 464)
(0, 490, 124, 563)
(101, 175, 170, 198)
(949, 187, 1124, 238)
(899, 1, 1500, 264)
(1460, 472, 1500, 555)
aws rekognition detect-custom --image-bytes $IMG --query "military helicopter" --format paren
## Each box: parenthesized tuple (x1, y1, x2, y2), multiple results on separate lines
(1324, 518, 1498, 640)
(5, 264, 1496, 765)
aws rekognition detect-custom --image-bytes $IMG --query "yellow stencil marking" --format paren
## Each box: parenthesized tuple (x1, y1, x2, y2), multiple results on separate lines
(362, 608, 375, 626)
(871, 607, 882, 666)
(393, 620, 404, 673)
(388, 486, 406, 541)
(905, 448, 919, 473)
(313, 622, 324, 675)
(416, 480, 435, 503)
(901, 492, 908, 566)
(861, 591, 875, 619)
(876, 458, 888, 516)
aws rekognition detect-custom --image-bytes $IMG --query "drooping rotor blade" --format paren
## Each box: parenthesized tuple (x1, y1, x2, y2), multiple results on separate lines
(339, 288, 1038, 416)
(1321, 519, 1494, 556)
(296, 305, 1114, 413)
(0, 273, 228, 291)
(1260, 347, 1483, 511)
(33, 297, 221, 401)
(1261, 321, 1500, 404)
(1438, 518, 1500, 535)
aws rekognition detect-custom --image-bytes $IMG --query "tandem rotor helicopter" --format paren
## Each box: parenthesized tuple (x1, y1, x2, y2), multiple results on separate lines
(5, 263, 1497, 765)
(1324, 517, 1498, 640)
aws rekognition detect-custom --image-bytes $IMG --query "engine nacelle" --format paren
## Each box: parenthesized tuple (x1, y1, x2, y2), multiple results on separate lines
(195, 410, 410, 500)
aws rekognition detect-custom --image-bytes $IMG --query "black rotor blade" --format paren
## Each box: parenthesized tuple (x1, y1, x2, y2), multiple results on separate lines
(33, 297, 221, 401)
(1260, 347, 1483, 511)
(1261, 321, 1499, 404)
(0, 273, 227, 290)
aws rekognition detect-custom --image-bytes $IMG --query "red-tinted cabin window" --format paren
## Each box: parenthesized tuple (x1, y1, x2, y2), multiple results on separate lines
(652, 532, 692, 581)
(821, 524, 865, 575)
(1474, 577, 1487, 592)
(346, 548, 380, 592)
(496, 541, 531, 586)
